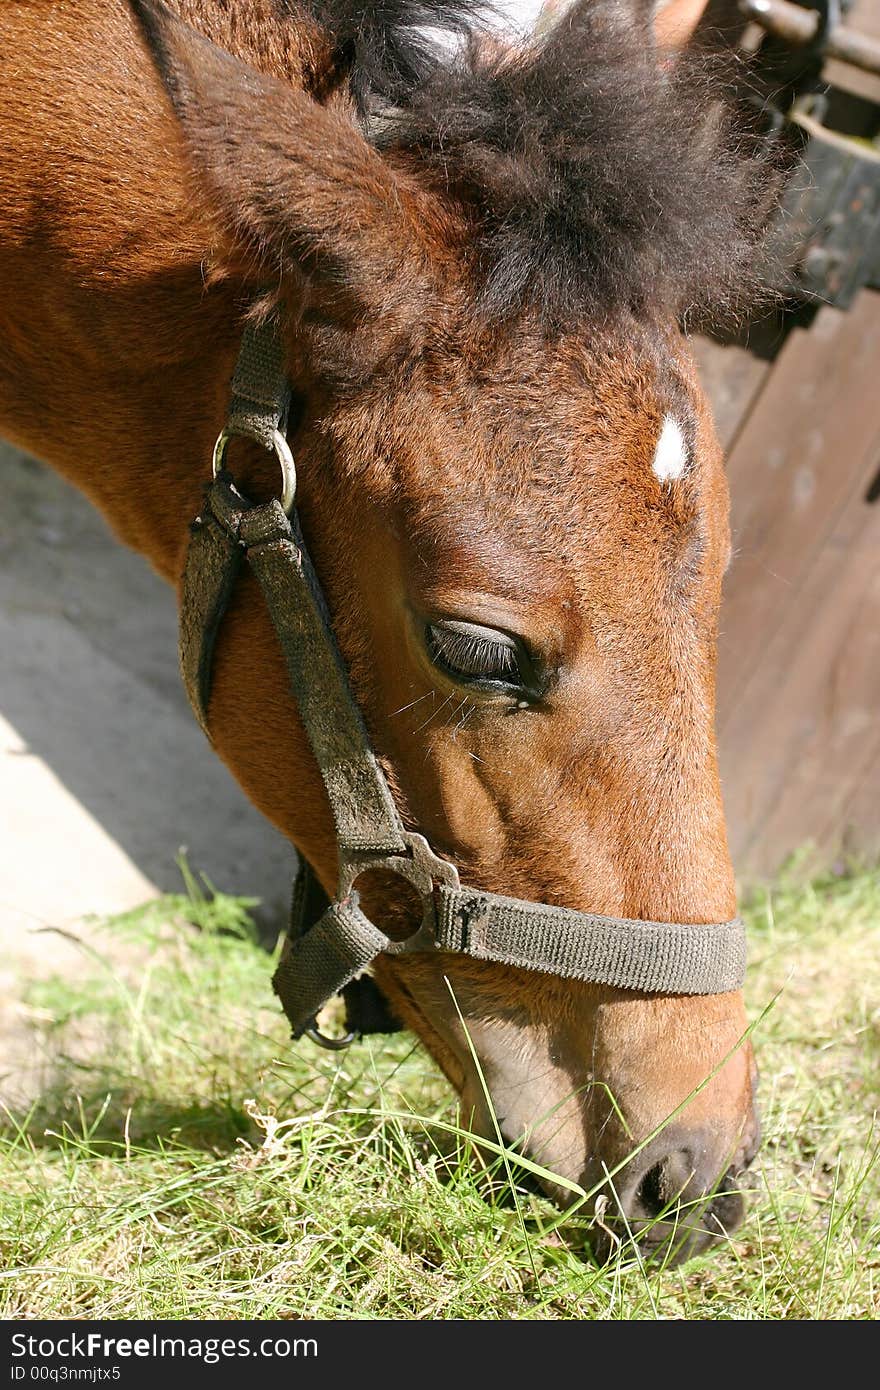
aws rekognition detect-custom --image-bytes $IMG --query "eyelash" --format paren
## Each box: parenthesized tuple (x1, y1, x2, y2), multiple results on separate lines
(426, 622, 523, 689)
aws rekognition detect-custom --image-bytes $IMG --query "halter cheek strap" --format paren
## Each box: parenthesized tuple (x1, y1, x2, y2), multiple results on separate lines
(178, 318, 747, 1045)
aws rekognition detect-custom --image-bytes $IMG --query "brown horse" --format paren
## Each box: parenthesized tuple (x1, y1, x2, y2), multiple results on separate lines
(0, 0, 778, 1262)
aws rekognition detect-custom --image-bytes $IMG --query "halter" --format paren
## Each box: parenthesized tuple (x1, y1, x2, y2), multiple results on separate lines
(178, 316, 746, 1047)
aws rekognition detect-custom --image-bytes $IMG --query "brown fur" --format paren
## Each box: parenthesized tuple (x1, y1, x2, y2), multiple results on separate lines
(0, 0, 762, 1259)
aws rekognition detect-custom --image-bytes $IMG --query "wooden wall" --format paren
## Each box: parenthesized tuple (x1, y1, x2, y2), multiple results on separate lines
(694, 291, 880, 881)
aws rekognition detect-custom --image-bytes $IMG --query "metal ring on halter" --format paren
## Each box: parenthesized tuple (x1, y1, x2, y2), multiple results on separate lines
(305, 1020, 358, 1051)
(212, 426, 297, 514)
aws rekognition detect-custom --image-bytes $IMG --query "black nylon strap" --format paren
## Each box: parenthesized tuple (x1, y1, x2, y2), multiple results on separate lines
(341, 975, 403, 1035)
(289, 857, 331, 942)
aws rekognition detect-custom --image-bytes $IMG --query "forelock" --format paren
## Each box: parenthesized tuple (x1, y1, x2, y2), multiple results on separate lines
(366, 8, 785, 329)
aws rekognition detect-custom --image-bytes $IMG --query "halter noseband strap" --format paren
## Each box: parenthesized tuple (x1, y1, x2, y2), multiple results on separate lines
(178, 317, 746, 1045)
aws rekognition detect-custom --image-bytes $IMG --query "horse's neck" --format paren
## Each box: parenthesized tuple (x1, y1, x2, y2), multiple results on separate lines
(0, 271, 239, 582)
(0, 1, 260, 582)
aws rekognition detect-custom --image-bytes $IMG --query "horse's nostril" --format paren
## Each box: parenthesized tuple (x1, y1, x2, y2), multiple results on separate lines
(632, 1150, 696, 1221)
(619, 1135, 750, 1244)
(635, 1160, 669, 1220)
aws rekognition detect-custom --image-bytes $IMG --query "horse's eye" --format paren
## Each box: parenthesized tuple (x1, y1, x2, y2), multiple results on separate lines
(425, 620, 529, 693)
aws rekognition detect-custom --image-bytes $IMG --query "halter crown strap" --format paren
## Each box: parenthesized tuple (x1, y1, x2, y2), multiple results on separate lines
(178, 318, 747, 1044)
(181, 312, 404, 858)
(228, 319, 291, 451)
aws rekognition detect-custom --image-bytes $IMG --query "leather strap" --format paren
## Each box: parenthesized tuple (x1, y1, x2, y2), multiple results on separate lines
(179, 506, 243, 738)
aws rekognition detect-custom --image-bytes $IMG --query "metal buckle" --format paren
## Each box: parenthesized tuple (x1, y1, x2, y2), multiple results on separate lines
(212, 426, 297, 514)
(337, 832, 460, 955)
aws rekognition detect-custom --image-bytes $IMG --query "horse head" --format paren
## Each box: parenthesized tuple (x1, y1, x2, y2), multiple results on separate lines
(125, 0, 779, 1260)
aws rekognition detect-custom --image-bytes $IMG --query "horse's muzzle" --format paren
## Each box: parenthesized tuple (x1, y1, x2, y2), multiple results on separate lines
(590, 1118, 762, 1266)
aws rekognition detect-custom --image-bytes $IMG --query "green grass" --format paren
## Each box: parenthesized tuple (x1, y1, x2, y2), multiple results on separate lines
(1, 864, 878, 1319)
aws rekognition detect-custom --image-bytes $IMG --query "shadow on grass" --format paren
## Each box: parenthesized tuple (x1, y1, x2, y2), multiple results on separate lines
(1, 1039, 451, 1167)
(2, 1082, 258, 1158)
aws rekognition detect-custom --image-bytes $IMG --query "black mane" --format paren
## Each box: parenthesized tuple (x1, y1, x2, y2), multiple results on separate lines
(303, 2, 783, 327)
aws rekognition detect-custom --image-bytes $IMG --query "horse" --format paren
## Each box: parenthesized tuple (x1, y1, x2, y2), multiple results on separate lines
(0, 0, 780, 1263)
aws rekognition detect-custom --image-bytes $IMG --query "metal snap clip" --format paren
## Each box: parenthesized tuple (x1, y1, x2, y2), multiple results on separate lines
(305, 1019, 358, 1051)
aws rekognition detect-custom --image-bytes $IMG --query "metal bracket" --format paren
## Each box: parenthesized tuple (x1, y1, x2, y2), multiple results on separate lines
(783, 101, 880, 308)
(337, 832, 460, 955)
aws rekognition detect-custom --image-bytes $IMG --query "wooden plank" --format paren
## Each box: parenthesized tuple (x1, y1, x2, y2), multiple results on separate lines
(690, 334, 771, 453)
(835, 738, 880, 862)
(717, 291, 880, 878)
(808, 570, 880, 866)
(722, 521, 880, 876)
(717, 291, 880, 732)
(719, 420, 880, 878)
(824, 0, 880, 107)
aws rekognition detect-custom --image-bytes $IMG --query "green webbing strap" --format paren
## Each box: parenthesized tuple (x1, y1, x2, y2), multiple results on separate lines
(241, 497, 407, 854)
(435, 886, 746, 995)
(273, 895, 390, 1034)
(228, 318, 291, 451)
(281, 858, 404, 1037)
(275, 884, 746, 1037)
(181, 473, 407, 856)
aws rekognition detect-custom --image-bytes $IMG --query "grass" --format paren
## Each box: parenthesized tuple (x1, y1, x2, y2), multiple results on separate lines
(1, 863, 878, 1319)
